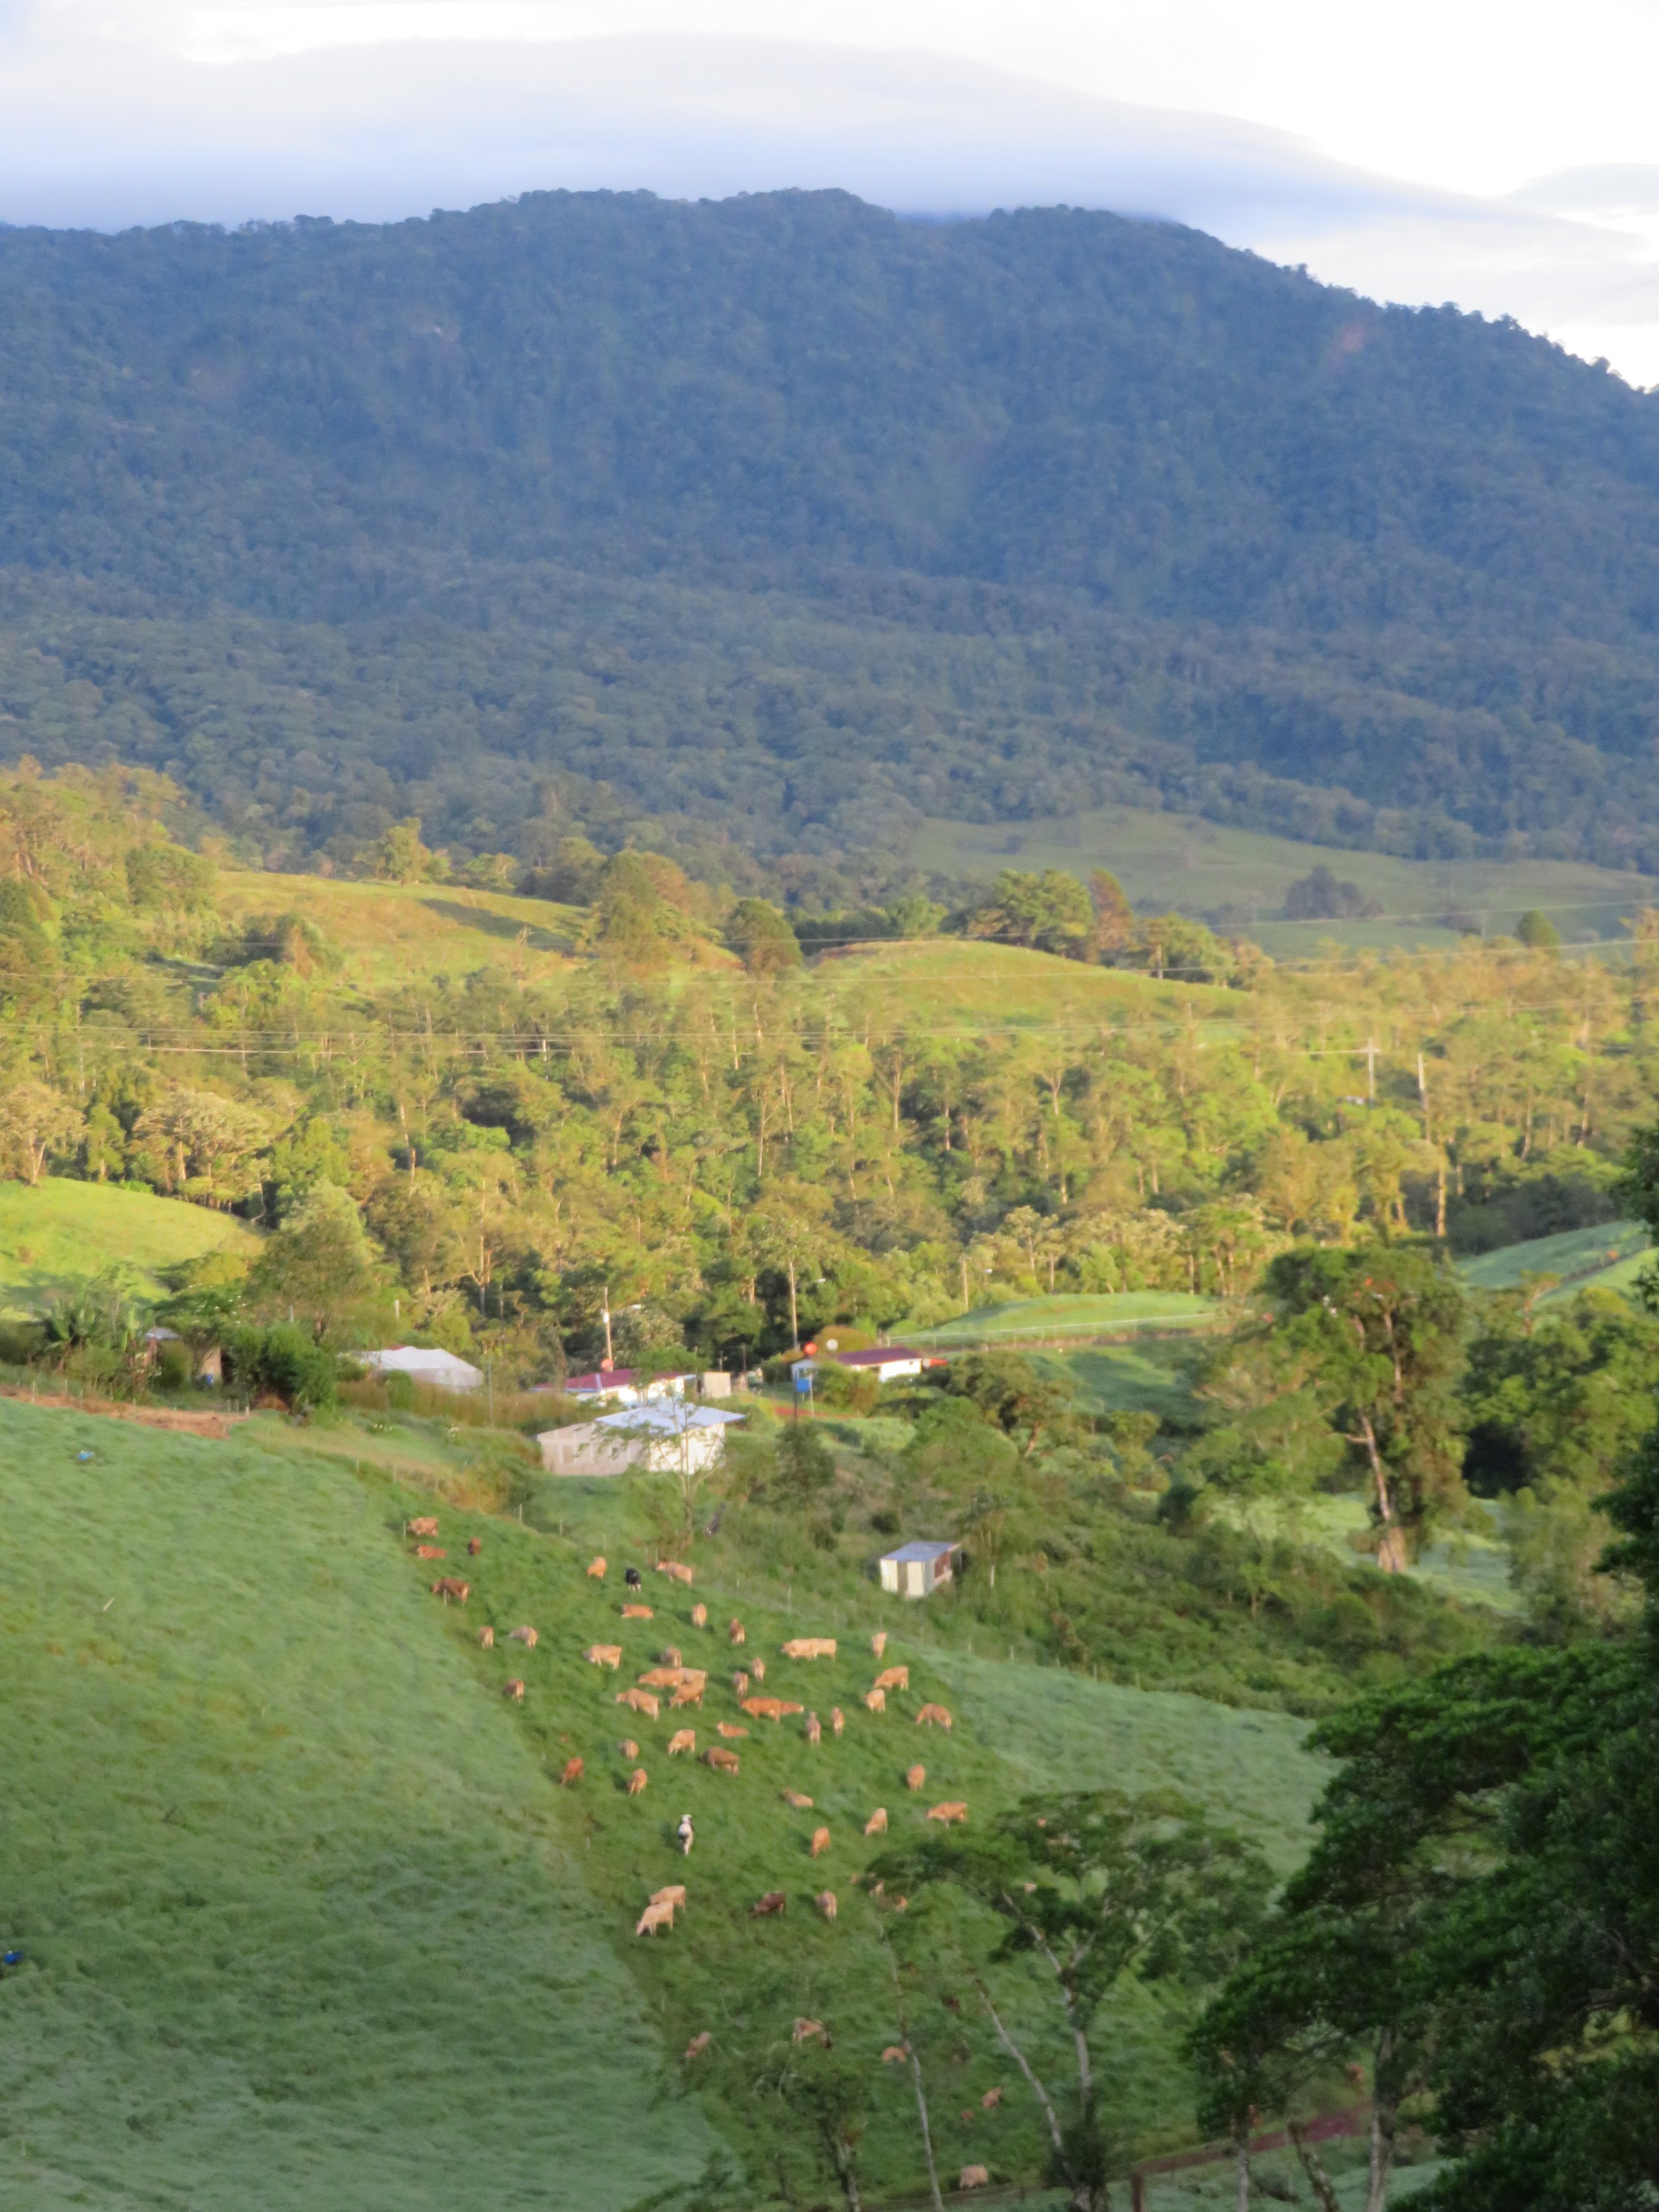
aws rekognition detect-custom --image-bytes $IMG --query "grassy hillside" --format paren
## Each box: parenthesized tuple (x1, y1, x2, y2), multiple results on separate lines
(914, 808, 1656, 958)
(214, 871, 585, 988)
(1458, 1220, 1653, 1301)
(0, 1402, 716, 2211)
(909, 1292, 1220, 1345)
(0, 1179, 260, 1315)
(812, 938, 1238, 1033)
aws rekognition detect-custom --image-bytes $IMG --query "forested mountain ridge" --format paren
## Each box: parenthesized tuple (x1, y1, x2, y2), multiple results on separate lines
(5, 188, 1659, 873)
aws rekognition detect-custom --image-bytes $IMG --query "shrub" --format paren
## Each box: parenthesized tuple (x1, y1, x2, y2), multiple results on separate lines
(227, 1323, 338, 1415)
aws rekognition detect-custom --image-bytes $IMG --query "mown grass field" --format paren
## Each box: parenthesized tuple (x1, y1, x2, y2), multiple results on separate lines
(213, 871, 587, 988)
(3, 1394, 1343, 2208)
(810, 938, 1238, 1034)
(1458, 1219, 1652, 1301)
(909, 1292, 1220, 1345)
(913, 806, 1654, 958)
(0, 1179, 261, 1316)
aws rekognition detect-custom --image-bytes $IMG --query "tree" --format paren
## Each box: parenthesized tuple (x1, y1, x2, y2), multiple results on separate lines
(1087, 870, 1135, 960)
(131, 1085, 267, 1205)
(367, 817, 438, 883)
(774, 1416, 837, 1505)
(246, 1181, 382, 1339)
(726, 898, 803, 974)
(873, 1792, 1271, 2212)
(968, 871, 1094, 958)
(1514, 909, 1561, 950)
(0, 1079, 82, 1185)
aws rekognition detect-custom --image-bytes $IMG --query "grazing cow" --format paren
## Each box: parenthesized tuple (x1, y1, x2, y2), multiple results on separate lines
(415, 1544, 446, 1560)
(684, 2031, 711, 2061)
(926, 1801, 968, 1825)
(906, 1764, 926, 1792)
(557, 1755, 583, 1787)
(741, 1696, 782, 1721)
(690, 1603, 707, 1629)
(504, 1678, 526, 1702)
(874, 1665, 910, 1693)
(870, 1630, 888, 1659)
(916, 1703, 952, 1730)
(668, 1729, 696, 1756)
(624, 1566, 642, 1589)
(728, 1618, 746, 1645)
(733, 1670, 750, 1698)
(634, 1900, 674, 1937)
(616, 1687, 660, 1718)
(638, 1666, 687, 1689)
(507, 1625, 539, 1649)
(705, 1747, 741, 1774)
(586, 1556, 607, 1580)
(656, 1560, 695, 1586)
(751, 1891, 787, 1919)
(406, 1516, 440, 1538)
(626, 1767, 648, 1796)
(863, 1687, 887, 1714)
(585, 1644, 623, 1670)
(830, 1707, 845, 1737)
(816, 1891, 837, 1921)
(669, 1682, 703, 1710)
(959, 2166, 989, 2190)
(478, 1625, 495, 1649)
(790, 2015, 824, 2040)
(430, 1578, 469, 1603)
(781, 1637, 837, 1660)
(651, 1884, 687, 1911)
(751, 1658, 766, 1682)
(863, 1807, 889, 1836)
(618, 1738, 639, 1759)
(677, 1813, 695, 1855)
(716, 1722, 749, 1738)
(659, 1645, 682, 1667)
(982, 2087, 1004, 2109)
(805, 1712, 822, 1747)
(782, 1789, 814, 1809)
(621, 1603, 654, 1620)
(881, 2045, 908, 2064)
(467, 1536, 482, 1556)
(809, 1826, 831, 1859)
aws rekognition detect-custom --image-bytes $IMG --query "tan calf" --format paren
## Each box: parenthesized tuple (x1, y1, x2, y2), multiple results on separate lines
(650, 1884, 687, 1912)
(805, 1712, 822, 1747)
(705, 1746, 741, 1773)
(751, 1891, 787, 1917)
(830, 1707, 845, 1737)
(620, 1603, 654, 1620)
(881, 2044, 908, 2063)
(915, 1702, 952, 1730)
(871, 1630, 888, 1658)
(981, 2087, 1004, 2109)
(635, 1900, 674, 1937)
(906, 1764, 926, 1791)
(616, 1686, 660, 1718)
(656, 1560, 695, 1586)
(782, 1789, 814, 1809)
(873, 1665, 909, 1693)
(684, 2031, 711, 2060)
(477, 1625, 495, 1649)
(728, 1617, 746, 1645)
(668, 1729, 696, 1756)
(626, 1767, 648, 1796)
(504, 1678, 526, 1702)
(809, 1826, 831, 1859)
(618, 1738, 639, 1759)
(863, 1686, 887, 1714)
(959, 2166, 989, 2190)
(863, 1806, 889, 1836)
(926, 1801, 968, 1825)
(690, 1603, 707, 1629)
(415, 1544, 446, 1560)
(816, 1890, 837, 1921)
(791, 2015, 824, 2041)
(716, 1722, 749, 1739)
(781, 1637, 837, 1660)
(733, 1670, 750, 1698)
(405, 1516, 440, 1538)
(467, 1536, 482, 1556)
(506, 1625, 539, 1649)
(668, 1682, 704, 1709)
(585, 1643, 623, 1670)
(751, 1657, 766, 1682)
(586, 1556, 607, 1580)
(557, 1755, 583, 1787)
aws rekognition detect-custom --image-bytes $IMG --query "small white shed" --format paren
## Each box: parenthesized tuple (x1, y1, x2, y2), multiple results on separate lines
(360, 1345, 485, 1392)
(879, 1539, 962, 1598)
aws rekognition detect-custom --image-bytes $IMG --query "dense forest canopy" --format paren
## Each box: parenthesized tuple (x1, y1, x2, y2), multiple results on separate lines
(4, 190, 1659, 874)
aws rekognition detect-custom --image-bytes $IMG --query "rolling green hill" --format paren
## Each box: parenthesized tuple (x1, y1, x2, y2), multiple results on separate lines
(1458, 1220, 1653, 1302)
(0, 1179, 261, 1316)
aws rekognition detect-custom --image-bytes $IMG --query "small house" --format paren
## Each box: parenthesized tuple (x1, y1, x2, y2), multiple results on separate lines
(879, 1539, 962, 1599)
(790, 1344, 941, 1388)
(360, 1345, 485, 1393)
(538, 1400, 745, 1477)
(563, 1366, 693, 1408)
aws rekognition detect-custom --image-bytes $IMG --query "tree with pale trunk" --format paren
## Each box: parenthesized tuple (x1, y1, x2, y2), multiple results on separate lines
(0, 1078, 82, 1185)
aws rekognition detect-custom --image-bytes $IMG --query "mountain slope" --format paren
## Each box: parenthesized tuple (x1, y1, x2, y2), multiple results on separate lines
(4, 189, 1659, 870)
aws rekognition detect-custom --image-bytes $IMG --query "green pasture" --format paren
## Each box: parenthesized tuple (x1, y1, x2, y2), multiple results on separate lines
(0, 1402, 715, 2211)
(1458, 1219, 1652, 1301)
(913, 806, 1654, 958)
(214, 869, 586, 989)
(1218, 1492, 1521, 1616)
(0, 1177, 261, 1316)
(810, 936, 1238, 1033)
(908, 1291, 1221, 1345)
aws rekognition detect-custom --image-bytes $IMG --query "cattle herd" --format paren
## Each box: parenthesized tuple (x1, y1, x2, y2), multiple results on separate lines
(414, 1516, 995, 2183)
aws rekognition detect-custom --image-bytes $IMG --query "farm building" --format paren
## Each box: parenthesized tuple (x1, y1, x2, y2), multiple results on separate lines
(790, 1344, 942, 1387)
(538, 1400, 745, 1477)
(563, 1366, 693, 1407)
(879, 1539, 963, 1598)
(359, 1345, 485, 1392)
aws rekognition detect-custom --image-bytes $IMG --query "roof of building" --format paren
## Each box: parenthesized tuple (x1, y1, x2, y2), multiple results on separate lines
(363, 1346, 484, 1380)
(881, 1539, 962, 1564)
(593, 1403, 746, 1434)
(565, 1368, 695, 1393)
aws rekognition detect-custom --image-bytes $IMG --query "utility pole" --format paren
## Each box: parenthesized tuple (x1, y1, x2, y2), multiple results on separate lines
(1364, 1037, 1378, 1102)
(601, 1284, 614, 1368)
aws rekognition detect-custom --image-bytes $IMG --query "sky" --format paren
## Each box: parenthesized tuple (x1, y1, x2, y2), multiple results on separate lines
(5, 0, 1659, 384)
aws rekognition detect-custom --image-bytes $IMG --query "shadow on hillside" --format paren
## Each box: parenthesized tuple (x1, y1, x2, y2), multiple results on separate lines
(419, 899, 574, 953)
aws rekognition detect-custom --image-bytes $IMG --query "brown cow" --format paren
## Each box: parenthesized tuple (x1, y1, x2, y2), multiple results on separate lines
(805, 1712, 822, 1747)
(684, 2031, 711, 2061)
(751, 1891, 787, 1918)
(585, 1644, 623, 1670)
(906, 1764, 926, 1791)
(477, 1625, 495, 1649)
(728, 1618, 746, 1645)
(959, 2166, 989, 2190)
(586, 1556, 607, 1580)
(916, 1702, 952, 1730)
(504, 1678, 526, 1702)
(782, 1789, 814, 1809)
(870, 1630, 888, 1659)
(467, 1536, 482, 1556)
(415, 1544, 446, 1560)
(638, 1666, 689, 1689)
(881, 2044, 908, 2063)
(618, 1737, 639, 1759)
(405, 1516, 440, 1538)
(656, 1560, 695, 1586)
(626, 1767, 648, 1796)
(926, 1801, 968, 1825)
(705, 1746, 741, 1773)
(507, 1625, 539, 1649)
(668, 1729, 696, 1756)
(830, 1707, 845, 1737)
(616, 1687, 660, 1718)
(981, 2087, 1004, 2109)
(809, 1826, 831, 1859)
(635, 1900, 674, 1937)
(668, 1683, 704, 1710)
(874, 1665, 909, 1693)
(557, 1755, 583, 1787)
(791, 2015, 824, 2041)
(751, 1658, 766, 1682)
(863, 1687, 887, 1714)
(690, 1603, 707, 1629)
(781, 1637, 837, 1660)
(651, 1885, 687, 1912)
(716, 1722, 749, 1739)
(863, 1807, 889, 1836)
(658, 1645, 682, 1666)
(430, 1578, 469, 1603)
(620, 1603, 654, 1620)
(816, 1890, 837, 1921)
(732, 1670, 750, 1698)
